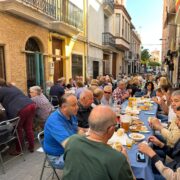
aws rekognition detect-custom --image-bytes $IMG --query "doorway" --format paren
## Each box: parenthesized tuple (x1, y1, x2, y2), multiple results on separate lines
(52, 38, 63, 82)
(93, 61, 99, 78)
(25, 38, 44, 91)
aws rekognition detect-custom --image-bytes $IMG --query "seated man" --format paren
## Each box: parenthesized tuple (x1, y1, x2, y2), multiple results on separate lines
(150, 90, 180, 147)
(138, 105, 180, 180)
(112, 80, 129, 105)
(62, 105, 134, 180)
(49, 78, 65, 106)
(77, 89, 93, 131)
(44, 93, 78, 169)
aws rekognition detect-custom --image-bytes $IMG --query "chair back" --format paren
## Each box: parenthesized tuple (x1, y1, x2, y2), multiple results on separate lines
(50, 96, 59, 106)
(0, 117, 20, 136)
(38, 131, 44, 151)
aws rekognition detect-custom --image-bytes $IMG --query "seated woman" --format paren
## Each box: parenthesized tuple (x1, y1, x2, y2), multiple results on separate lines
(127, 77, 141, 97)
(142, 81, 156, 98)
(101, 85, 113, 106)
(29, 86, 53, 130)
(92, 88, 103, 107)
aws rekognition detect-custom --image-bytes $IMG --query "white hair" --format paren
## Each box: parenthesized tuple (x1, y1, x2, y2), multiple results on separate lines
(172, 90, 180, 96)
(30, 86, 42, 95)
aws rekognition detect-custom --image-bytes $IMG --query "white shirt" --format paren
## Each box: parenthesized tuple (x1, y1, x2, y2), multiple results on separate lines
(168, 105, 176, 122)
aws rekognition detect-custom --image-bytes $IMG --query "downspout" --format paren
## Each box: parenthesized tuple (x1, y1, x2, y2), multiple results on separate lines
(86, 0, 89, 80)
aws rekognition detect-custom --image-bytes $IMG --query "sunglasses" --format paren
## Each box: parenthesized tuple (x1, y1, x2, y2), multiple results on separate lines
(104, 91, 111, 94)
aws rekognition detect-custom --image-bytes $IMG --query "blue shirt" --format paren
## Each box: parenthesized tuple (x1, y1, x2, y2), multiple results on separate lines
(44, 109, 78, 156)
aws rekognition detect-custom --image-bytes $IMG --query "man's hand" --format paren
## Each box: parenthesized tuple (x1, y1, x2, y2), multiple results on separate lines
(149, 118, 163, 131)
(138, 143, 156, 158)
(148, 136, 164, 148)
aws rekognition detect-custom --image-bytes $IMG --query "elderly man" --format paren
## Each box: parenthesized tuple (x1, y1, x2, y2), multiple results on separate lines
(112, 80, 129, 104)
(44, 93, 78, 169)
(101, 85, 113, 106)
(138, 106, 180, 180)
(77, 89, 93, 130)
(62, 106, 134, 180)
(150, 90, 180, 147)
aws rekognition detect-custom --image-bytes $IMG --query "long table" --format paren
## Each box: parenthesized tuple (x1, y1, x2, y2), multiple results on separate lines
(121, 100, 158, 180)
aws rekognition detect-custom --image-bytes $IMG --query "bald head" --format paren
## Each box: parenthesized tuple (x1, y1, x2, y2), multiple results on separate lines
(79, 89, 94, 108)
(88, 105, 116, 133)
(80, 89, 93, 99)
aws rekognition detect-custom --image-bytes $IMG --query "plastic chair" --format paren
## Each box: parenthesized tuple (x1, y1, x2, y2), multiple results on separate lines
(49, 96, 59, 107)
(37, 131, 61, 180)
(0, 117, 25, 174)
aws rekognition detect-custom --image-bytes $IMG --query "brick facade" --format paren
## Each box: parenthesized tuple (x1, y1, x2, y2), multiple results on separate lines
(0, 12, 49, 93)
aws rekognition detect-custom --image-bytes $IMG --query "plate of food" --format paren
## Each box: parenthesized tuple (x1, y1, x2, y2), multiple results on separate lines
(129, 125, 149, 133)
(129, 133, 145, 141)
(139, 105, 150, 111)
(131, 119, 144, 126)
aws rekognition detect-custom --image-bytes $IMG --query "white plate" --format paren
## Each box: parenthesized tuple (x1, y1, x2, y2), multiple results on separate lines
(129, 133, 145, 141)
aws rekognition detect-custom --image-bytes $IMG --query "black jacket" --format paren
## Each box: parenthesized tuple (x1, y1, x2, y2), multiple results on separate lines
(77, 102, 92, 128)
(0, 86, 33, 118)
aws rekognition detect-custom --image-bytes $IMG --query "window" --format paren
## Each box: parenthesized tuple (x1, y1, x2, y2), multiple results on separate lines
(0, 46, 6, 79)
(72, 54, 83, 77)
(122, 16, 124, 37)
(125, 20, 128, 40)
(115, 14, 121, 36)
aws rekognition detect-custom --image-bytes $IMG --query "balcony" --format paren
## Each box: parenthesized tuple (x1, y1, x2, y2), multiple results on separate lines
(102, 32, 115, 49)
(0, 0, 83, 36)
(115, 37, 130, 51)
(51, 1, 83, 35)
(169, 0, 176, 14)
(103, 0, 114, 16)
(0, 0, 56, 26)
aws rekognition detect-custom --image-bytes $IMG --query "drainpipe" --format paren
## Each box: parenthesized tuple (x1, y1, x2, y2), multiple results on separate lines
(86, 0, 89, 79)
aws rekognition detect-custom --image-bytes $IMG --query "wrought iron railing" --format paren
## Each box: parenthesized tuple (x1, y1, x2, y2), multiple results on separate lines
(56, 0, 83, 30)
(103, 0, 114, 11)
(22, 0, 57, 18)
(21, 0, 83, 30)
(128, 51, 132, 59)
(102, 32, 115, 47)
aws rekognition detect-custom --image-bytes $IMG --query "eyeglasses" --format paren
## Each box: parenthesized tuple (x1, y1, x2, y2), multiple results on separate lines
(104, 91, 111, 94)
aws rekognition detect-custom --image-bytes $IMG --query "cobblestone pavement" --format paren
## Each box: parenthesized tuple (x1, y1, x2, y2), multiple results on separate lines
(0, 143, 63, 180)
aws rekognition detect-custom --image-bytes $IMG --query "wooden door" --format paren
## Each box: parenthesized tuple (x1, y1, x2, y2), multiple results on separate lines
(93, 61, 99, 79)
(52, 38, 63, 82)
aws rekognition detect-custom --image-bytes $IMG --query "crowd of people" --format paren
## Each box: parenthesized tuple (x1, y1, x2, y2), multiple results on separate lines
(0, 72, 179, 179)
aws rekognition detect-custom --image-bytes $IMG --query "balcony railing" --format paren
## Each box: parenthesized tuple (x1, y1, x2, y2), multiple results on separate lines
(56, 0, 83, 30)
(22, 0, 57, 18)
(102, 32, 115, 47)
(169, 0, 176, 13)
(128, 51, 132, 59)
(103, 0, 114, 11)
(21, 0, 83, 30)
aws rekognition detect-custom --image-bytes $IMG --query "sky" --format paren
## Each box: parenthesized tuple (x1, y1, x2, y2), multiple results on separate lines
(126, 0, 163, 52)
